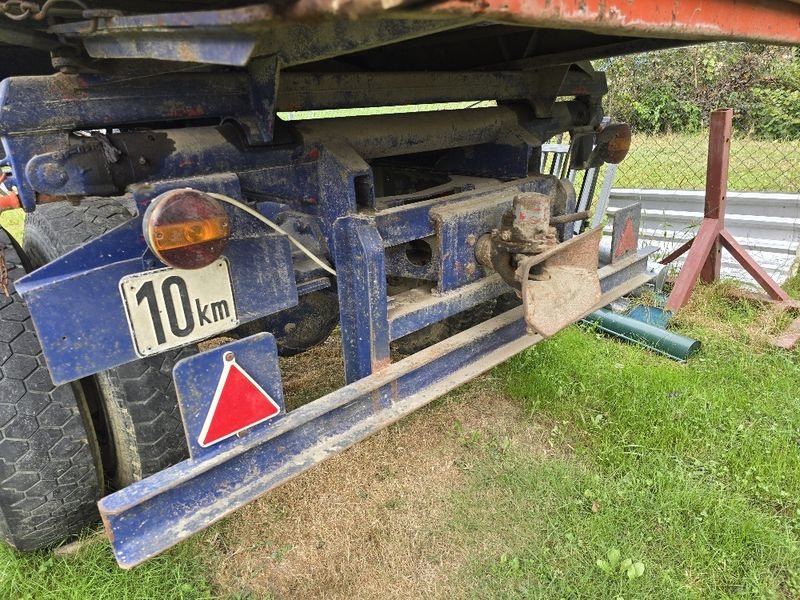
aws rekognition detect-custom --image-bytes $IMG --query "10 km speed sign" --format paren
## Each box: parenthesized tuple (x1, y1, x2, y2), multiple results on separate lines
(119, 259, 238, 356)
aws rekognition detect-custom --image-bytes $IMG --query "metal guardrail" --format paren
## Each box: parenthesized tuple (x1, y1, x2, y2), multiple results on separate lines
(608, 189, 800, 283)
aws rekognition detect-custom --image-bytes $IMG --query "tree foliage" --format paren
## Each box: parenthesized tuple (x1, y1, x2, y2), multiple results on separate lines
(598, 44, 800, 139)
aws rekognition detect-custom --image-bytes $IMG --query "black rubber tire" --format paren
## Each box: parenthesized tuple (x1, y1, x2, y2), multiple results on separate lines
(24, 201, 190, 488)
(0, 226, 103, 551)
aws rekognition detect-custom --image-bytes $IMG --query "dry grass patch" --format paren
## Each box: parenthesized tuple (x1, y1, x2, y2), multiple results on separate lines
(202, 339, 556, 600)
(670, 281, 795, 346)
(279, 334, 346, 411)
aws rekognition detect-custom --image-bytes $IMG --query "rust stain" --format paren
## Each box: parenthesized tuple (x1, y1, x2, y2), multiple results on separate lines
(165, 104, 206, 119)
(371, 356, 392, 372)
(305, 147, 319, 161)
(99, 511, 115, 544)
(0, 253, 8, 297)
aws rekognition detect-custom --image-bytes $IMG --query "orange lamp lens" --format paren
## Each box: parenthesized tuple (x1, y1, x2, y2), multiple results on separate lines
(144, 189, 230, 269)
(600, 123, 632, 164)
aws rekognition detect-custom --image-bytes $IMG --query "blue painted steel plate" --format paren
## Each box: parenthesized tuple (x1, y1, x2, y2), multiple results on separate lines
(17, 220, 297, 384)
(174, 333, 286, 460)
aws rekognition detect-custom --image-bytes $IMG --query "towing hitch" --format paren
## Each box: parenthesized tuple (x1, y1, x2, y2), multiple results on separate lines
(476, 190, 601, 336)
(518, 228, 602, 337)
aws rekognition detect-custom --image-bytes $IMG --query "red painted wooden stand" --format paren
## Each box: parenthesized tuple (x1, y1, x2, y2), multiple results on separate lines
(661, 109, 790, 311)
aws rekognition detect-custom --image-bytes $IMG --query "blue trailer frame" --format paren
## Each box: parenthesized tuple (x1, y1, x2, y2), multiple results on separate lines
(0, 12, 663, 566)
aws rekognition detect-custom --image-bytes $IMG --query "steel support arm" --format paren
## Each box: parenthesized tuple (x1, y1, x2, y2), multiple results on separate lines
(100, 263, 653, 569)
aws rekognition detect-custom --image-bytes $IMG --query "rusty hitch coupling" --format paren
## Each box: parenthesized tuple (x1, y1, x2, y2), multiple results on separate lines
(476, 191, 601, 337)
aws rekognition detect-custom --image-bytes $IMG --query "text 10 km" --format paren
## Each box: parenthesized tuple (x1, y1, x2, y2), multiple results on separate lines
(136, 277, 232, 344)
(120, 259, 238, 356)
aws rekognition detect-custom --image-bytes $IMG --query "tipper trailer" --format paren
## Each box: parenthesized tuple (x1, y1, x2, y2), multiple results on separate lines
(0, 0, 797, 567)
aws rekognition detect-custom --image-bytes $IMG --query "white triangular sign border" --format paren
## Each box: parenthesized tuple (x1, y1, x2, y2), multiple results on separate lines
(198, 355, 282, 448)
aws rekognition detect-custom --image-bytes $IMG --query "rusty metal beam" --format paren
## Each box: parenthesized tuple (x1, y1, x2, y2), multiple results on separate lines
(659, 237, 693, 266)
(664, 109, 790, 312)
(700, 110, 731, 284)
(720, 229, 790, 302)
(46, 0, 800, 70)
(276, 67, 607, 111)
(664, 218, 720, 312)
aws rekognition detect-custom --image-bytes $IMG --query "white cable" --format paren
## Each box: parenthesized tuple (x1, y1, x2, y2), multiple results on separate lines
(205, 191, 337, 277)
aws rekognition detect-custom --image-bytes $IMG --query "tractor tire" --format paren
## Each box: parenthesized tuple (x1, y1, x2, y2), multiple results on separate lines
(0, 226, 103, 551)
(24, 200, 191, 488)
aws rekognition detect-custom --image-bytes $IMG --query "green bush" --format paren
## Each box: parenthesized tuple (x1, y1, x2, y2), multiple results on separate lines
(599, 44, 800, 140)
(751, 60, 800, 139)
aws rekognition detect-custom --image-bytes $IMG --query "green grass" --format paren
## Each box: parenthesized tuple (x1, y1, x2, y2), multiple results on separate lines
(0, 208, 23, 242)
(0, 532, 214, 600)
(3, 288, 799, 597)
(614, 133, 800, 193)
(448, 301, 800, 597)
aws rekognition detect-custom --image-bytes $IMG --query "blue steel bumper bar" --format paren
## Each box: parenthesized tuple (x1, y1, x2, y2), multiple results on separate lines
(99, 256, 653, 568)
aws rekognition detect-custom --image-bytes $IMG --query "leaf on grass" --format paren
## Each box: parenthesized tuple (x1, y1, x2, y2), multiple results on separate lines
(607, 548, 621, 567)
(596, 559, 612, 574)
(591, 501, 600, 513)
(626, 561, 645, 580)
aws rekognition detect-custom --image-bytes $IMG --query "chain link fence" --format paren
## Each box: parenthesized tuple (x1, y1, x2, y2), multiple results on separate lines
(613, 132, 800, 193)
(605, 130, 800, 284)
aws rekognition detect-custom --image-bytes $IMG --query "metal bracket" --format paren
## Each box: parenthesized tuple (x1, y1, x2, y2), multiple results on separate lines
(518, 226, 603, 336)
(98, 261, 655, 568)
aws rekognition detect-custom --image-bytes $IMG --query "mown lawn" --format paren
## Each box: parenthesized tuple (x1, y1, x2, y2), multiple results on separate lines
(2, 284, 799, 598)
(614, 133, 800, 193)
(452, 295, 800, 597)
(0, 536, 213, 600)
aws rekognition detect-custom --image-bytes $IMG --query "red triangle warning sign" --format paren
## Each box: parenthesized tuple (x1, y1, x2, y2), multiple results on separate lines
(198, 356, 282, 447)
(614, 217, 637, 259)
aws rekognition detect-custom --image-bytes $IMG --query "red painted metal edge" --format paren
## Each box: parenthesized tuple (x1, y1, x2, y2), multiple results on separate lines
(664, 218, 720, 312)
(660, 237, 694, 266)
(719, 229, 790, 302)
(431, 0, 800, 46)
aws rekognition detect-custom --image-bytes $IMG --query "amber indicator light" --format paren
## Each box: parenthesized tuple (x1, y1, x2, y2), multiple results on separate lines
(144, 189, 231, 270)
(601, 123, 632, 164)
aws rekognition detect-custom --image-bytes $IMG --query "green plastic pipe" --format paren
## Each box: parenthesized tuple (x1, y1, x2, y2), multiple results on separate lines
(581, 308, 700, 361)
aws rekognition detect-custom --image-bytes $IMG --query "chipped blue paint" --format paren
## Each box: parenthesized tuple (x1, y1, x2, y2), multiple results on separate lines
(0, 60, 658, 568)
